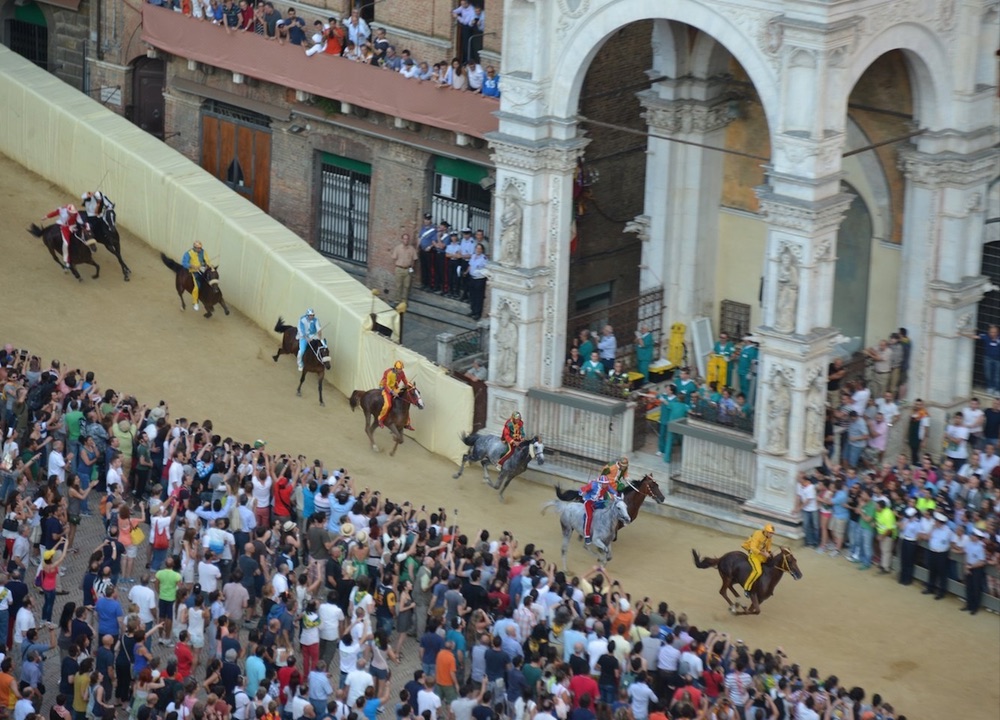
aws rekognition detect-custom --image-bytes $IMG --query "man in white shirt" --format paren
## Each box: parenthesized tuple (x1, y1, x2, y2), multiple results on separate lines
(318, 592, 345, 665)
(13, 595, 36, 645)
(251, 472, 273, 527)
(796, 473, 820, 549)
(980, 444, 1000, 477)
(128, 574, 158, 630)
(874, 391, 899, 426)
(586, 626, 608, 676)
(47, 440, 68, 485)
(345, 658, 374, 706)
(271, 563, 290, 601)
(167, 449, 188, 496)
(197, 553, 223, 594)
(416, 676, 442, 720)
(106, 453, 125, 493)
(962, 397, 985, 446)
(851, 380, 871, 416)
(627, 672, 658, 720)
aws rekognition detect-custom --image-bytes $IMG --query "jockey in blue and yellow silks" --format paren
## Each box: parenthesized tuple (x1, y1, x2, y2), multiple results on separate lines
(181, 241, 211, 311)
(496, 412, 524, 471)
(741, 523, 775, 597)
(579, 457, 626, 548)
(297, 309, 322, 371)
(379, 361, 413, 430)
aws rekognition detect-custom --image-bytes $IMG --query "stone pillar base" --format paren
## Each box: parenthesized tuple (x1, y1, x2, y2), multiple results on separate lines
(746, 453, 819, 527)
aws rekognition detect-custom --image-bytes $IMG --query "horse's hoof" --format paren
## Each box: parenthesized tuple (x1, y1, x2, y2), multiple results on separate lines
(296, 390, 302, 397)
(319, 401, 325, 407)
(452, 473, 461, 480)
(124, 276, 131, 282)
(371, 445, 380, 453)
(224, 309, 231, 316)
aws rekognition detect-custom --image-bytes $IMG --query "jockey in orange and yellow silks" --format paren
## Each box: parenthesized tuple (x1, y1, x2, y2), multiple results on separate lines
(741, 523, 775, 597)
(379, 361, 413, 430)
(496, 412, 524, 471)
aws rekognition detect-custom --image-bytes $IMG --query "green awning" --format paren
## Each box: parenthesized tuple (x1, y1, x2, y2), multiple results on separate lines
(434, 156, 488, 184)
(321, 152, 371, 175)
(15, 2, 48, 26)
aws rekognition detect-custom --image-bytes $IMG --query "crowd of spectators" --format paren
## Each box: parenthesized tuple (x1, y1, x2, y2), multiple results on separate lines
(148, 1, 500, 99)
(0, 341, 960, 720)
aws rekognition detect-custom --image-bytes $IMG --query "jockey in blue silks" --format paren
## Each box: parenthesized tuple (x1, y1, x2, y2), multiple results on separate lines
(297, 308, 322, 371)
(579, 457, 626, 548)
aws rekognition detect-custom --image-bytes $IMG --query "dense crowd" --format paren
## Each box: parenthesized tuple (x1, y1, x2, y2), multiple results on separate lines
(0, 343, 935, 720)
(147, 1, 501, 98)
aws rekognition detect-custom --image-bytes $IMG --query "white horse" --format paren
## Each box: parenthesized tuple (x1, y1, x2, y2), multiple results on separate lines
(542, 497, 631, 570)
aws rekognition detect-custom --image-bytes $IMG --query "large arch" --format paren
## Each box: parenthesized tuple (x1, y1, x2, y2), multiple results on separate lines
(847, 22, 952, 131)
(546, 0, 780, 132)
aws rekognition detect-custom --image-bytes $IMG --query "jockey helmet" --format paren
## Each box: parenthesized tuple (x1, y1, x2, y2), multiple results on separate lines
(67, 204, 77, 214)
(81, 192, 91, 201)
(193, 241, 203, 250)
(763, 523, 775, 534)
(94, 191, 103, 202)
(618, 456, 629, 468)
(306, 308, 315, 316)
(511, 412, 521, 421)
(394, 360, 404, 371)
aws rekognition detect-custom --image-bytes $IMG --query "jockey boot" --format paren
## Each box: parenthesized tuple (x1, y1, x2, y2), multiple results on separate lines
(744, 587, 752, 599)
(584, 536, 592, 545)
(193, 303, 200, 311)
(495, 462, 503, 471)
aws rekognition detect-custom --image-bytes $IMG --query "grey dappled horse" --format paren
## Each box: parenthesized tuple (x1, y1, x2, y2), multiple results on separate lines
(542, 497, 630, 570)
(453, 431, 545, 501)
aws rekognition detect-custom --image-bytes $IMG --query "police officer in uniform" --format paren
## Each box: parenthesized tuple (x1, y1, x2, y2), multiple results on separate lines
(897, 507, 921, 586)
(920, 512, 955, 599)
(960, 529, 988, 614)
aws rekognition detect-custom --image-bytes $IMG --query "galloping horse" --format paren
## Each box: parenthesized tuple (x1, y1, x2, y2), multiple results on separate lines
(87, 216, 131, 281)
(160, 253, 231, 319)
(543, 497, 631, 570)
(692, 547, 803, 615)
(555, 473, 665, 529)
(453, 432, 546, 501)
(28, 223, 100, 281)
(272, 317, 332, 405)
(349, 384, 424, 456)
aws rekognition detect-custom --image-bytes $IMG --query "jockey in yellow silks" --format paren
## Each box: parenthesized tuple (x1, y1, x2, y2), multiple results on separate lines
(379, 361, 413, 430)
(181, 241, 211, 311)
(741, 523, 775, 597)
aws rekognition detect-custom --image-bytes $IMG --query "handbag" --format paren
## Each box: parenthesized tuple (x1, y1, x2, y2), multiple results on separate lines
(2, 516, 18, 533)
(153, 522, 170, 550)
(130, 525, 146, 546)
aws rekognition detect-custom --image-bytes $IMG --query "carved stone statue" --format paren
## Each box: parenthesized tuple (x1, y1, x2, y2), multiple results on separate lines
(494, 304, 519, 387)
(805, 375, 826, 456)
(765, 371, 791, 455)
(499, 190, 523, 265)
(775, 245, 799, 333)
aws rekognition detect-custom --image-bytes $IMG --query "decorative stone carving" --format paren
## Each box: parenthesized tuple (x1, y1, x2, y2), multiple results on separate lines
(775, 244, 800, 334)
(499, 74, 546, 108)
(805, 371, 826, 456)
(489, 137, 586, 174)
(639, 92, 732, 136)
(623, 215, 651, 243)
(856, 0, 960, 40)
(495, 397, 518, 423)
(494, 302, 520, 387)
(756, 189, 853, 234)
(765, 467, 786, 492)
(543, 174, 562, 374)
(765, 368, 792, 455)
(898, 147, 1000, 187)
(499, 186, 524, 265)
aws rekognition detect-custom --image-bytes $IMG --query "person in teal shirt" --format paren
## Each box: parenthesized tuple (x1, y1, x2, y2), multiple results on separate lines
(736, 339, 759, 402)
(578, 329, 595, 363)
(713, 333, 736, 387)
(674, 367, 697, 402)
(658, 385, 689, 463)
(580, 351, 605, 391)
(634, 325, 655, 382)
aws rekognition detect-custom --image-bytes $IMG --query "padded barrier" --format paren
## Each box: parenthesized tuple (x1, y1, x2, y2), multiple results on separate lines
(0, 45, 473, 464)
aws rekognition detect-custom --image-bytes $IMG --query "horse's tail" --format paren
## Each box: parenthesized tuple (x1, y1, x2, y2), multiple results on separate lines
(349, 390, 366, 411)
(461, 431, 479, 447)
(554, 485, 580, 502)
(275, 316, 295, 334)
(160, 253, 185, 274)
(541, 500, 563, 516)
(691, 549, 720, 569)
(28, 223, 45, 238)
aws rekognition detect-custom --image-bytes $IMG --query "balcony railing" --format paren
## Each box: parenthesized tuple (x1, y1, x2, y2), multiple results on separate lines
(141, 6, 499, 139)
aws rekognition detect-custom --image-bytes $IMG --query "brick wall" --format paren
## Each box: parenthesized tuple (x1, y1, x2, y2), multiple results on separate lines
(569, 21, 651, 319)
(45, 0, 91, 89)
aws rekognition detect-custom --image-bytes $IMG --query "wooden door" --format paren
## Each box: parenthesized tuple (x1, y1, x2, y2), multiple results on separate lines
(200, 112, 271, 212)
(132, 58, 165, 140)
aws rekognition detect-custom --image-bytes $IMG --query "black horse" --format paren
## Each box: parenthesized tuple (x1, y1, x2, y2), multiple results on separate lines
(28, 223, 100, 281)
(87, 216, 131, 281)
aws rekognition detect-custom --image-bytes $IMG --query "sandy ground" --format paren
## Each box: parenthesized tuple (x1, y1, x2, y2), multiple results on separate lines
(2, 154, 997, 719)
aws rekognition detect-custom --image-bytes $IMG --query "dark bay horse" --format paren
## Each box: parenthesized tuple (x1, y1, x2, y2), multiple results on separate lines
(453, 431, 546, 502)
(88, 216, 131, 281)
(28, 223, 100, 281)
(349, 384, 424, 456)
(160, 253, 231, 319)
(556, 473, 665, 530)
(272, 317, 332, 405)
(692, 547, 802, 615)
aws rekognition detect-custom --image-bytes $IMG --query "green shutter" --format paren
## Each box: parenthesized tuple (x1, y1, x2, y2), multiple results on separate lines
(321, 152, 371, 175)
(434, 156, 488, 185)
(15, 1, 47, 26)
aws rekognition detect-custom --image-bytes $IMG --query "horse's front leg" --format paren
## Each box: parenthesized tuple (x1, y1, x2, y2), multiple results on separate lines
(480, 459, 491, 485)
(317, 375, 325, 406)
(273, 347, 283, 362)
(389, 427, 404, 456)
(111, 248, 130, 280)
(297, 371, 307, 396)
(90, 259, 100, 279)
(220, 297, 231, 316)
(364, 413, 379, 453)
(178, 289, 186, 311)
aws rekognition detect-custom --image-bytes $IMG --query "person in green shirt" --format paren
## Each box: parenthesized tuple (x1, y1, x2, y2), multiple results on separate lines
(73, 658, 95, 716)
(874, 499, 898, 574)
(155, 559, 183, 644)
(856, 490, 877, 570)
(634, 325, 655, 382)
(65, 400, 85, 463)
(578, 329, 595, 364)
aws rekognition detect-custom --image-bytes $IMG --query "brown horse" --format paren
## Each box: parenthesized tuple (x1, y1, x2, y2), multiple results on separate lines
(272, 317, 332, 405)
(28, 223, 100, 281)
(555, 473, 665, 529)
(692, 547, 802, 615)
(349, 384, 424, 456)
(160, 253, 231, 319)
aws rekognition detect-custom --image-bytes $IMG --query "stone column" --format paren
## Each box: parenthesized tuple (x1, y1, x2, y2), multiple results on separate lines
(896, 140, 999, 436)
(747, 165, 853, 521)
(638, 83, 731, 324)
(484, 132, 586, 427)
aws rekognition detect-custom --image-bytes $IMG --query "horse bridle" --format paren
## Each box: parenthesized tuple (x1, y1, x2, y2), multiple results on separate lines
(773, 549, 793, 574)
(624, 476, 652, 497)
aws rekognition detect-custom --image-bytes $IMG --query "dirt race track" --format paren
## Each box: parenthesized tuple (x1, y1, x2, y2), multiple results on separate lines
(2, 154, 997, 718)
